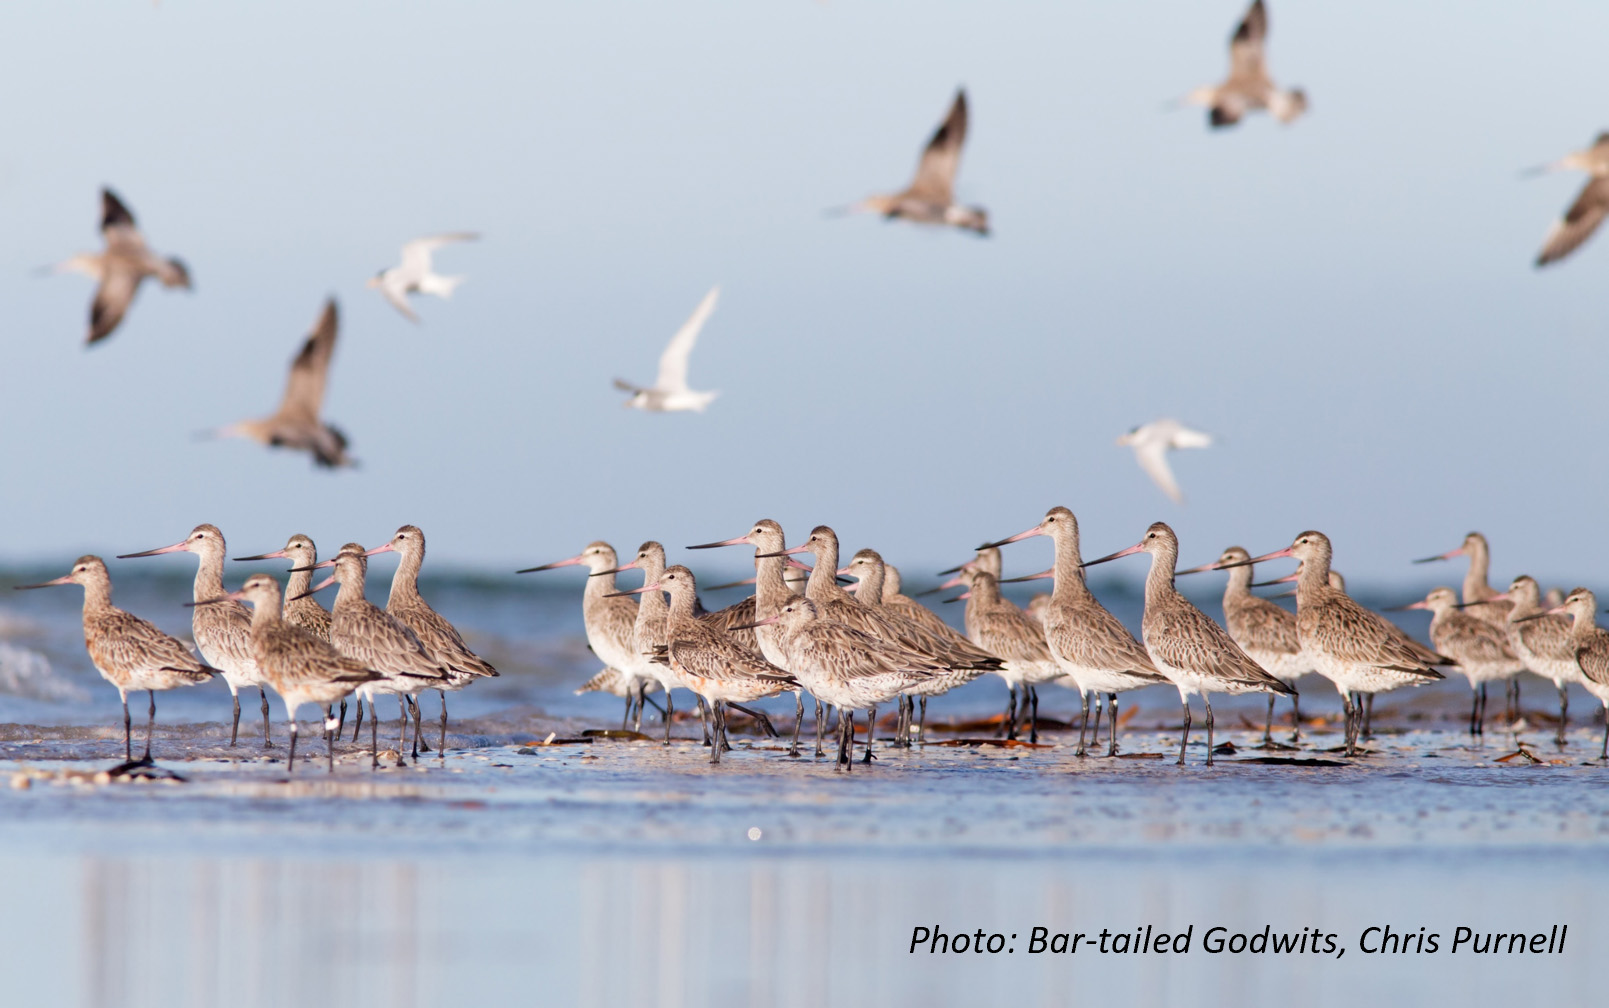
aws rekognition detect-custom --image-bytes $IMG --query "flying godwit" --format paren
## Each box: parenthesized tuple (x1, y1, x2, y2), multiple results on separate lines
(118, 525, 272, 748)
(1528, 132, 1609, 267)
(738, 599, 937, 769)
(1490, 576, 1585, 747)
(207, 298, 355, 468)
(1179, 0, 1307, 129)
(1414, 532, 1526, 722)
(841, 549, 988, 746)
(1398, 587, 1519, 739)
(303, 544, 448, 765)
(983, 507, 1169, 755)
(608, 566, 796, 764)
(614, 286, 720, 412)
(202, 574, 382, 773)
(1082, 522, 1292, 765)
(368, 232, 478, 322)
(48, 188, 191, 346)
(1117, 419, 1212, 505)
(517, 542, 644, 728)
(15, 557, 217, 766)
(1176, 546, 1306, 746)
(1521, 588, 1609, 761)
(1237, 532, 1444, 756)
(845, 88, 988, 235)
(367, 525, 499, 755)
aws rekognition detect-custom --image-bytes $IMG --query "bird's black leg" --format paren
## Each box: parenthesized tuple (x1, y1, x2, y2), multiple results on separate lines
(1076, 692, 1090, 757)
(351, 696, 364, 743)
(1203, 695, 1215, 766)
(143, 690, 156, 763)
(260, 688, 273, 749)
(862, 704, 877, 764)
(1107, 693, 1120, 758)
(1178, 700, 1191, 766)
(1557, 684, 1569, 748)
(229, 689, 241, 748)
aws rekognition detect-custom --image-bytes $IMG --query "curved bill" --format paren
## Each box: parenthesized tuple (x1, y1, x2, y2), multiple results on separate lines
(364, 543, 396, 557)
(941, 592, 971, 603)
(1081, 542, 1145, 568)
(1251, 571, 1299, 588)
(977, 527, 1041, 550)
(234, 548, 289, 562)
(1516, 605, 1564, 621)
(604, 582, 660, 598)
(1384, 600, 1431, 613)
(754, 543, 812, 559)
(290, 573, 336, 601)
(728, 613, 782, 632)
(935, 562, 967, 576)
(13, 574, 74, 590)
(117, 540, 190, 559)
(687, 535, 751, 550)
(1412, 547, 1464, 564)
(705, 576, 758, 592)
(918, 574, 968, 595)
(1174, 559, 1225, 576)
(999, 568, 1052, 584)
(517, 555, 584, 574)
(288, 557, 337, 573)
(1217, 546, 1295, 571)
(186, 589, 247, 608)
(592, 560, 640, 577)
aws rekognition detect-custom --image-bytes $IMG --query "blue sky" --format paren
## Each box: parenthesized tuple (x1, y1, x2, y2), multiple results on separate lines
(1, 0, 1607, 587)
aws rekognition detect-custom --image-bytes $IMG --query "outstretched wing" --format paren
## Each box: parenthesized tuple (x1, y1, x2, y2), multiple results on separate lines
(655, 285, 718, 393)
(1132, 440, 1183, 504)
(1228, 0, 1269, 83)
(278, 299, 339, 425)
(1536, 176, 1609, 267)
(906, 90, 967, 205)
(87, 262, 143, 344)
(399, 232, 479, 277)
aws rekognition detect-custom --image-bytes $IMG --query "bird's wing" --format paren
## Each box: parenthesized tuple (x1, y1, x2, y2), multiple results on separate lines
(905, 90, 967, 205)
(1227, 0, 1269, 82)
(377, 277, 420, 322)
(1537, 176, 1609, 267)
(654, 285, 718, 393)
(1169, 425, 1213, 449)
(101, 189, 137, 232)
(1436, 613, 1517, 663)
(399, 232, 478, 277)
(1150, 603, 1282, 690)
(87, 262, 143, 344)
(277, 299, 339, 425)
(1132, 440, 1183, 503)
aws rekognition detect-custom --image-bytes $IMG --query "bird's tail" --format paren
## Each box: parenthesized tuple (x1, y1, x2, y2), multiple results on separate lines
(419, 274, 464, 299)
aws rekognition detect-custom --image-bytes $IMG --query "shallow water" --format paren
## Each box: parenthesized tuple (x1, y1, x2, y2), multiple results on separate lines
(2, 566, 1605, 1006)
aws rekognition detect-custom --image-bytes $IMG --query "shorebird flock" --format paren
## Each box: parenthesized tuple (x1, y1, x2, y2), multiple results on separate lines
(15, 511, 1609, 773)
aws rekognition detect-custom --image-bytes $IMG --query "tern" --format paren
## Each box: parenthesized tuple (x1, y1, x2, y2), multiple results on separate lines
(1117, 419, 1212, 504)
(614, 285, 720, 412)
(367, 232, 478, 322)
(50, 188, 191, 346)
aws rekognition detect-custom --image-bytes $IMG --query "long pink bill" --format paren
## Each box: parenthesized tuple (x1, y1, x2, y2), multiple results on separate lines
(517, 555, 585, 574)
(1412, 547, 1466, 565)
(13, 574, 74, 590)
(1217, 546, 1295, 571)
(604, 582, 661, 598)
(978, 527, 1042, 550)
(998, 569, 1052, 584)
(233, 548, 289, 562)
(686, 535, 752, 550)
(1081, 542, 1146, 568)
(116, 540, 191, 559)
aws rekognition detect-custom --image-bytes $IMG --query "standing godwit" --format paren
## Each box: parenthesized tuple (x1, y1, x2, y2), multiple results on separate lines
(983, 507, 1168, 755)
(1414, 532, 1526, 722)
(368, 232, 478, 322)
(305, 544, 448, 765)
(608, 566, 796, 764)
(1238, 532, 1444, 756)
(739, 599, 938, 769)
(842, 549, 988, 746)
(518, 542, 644, 728)
(1179, 0, 1307, 129)
(118, 524, 272, 748)
(235, 534, 332, 641)
(204, 574, 382, 773)
(689, 520, 821, 752)
(48, 188, 191, 346)
(614, 285, 720, 412)
(1176, 546, 1306, 745)
(1082, 522, 1292, 765)
(1492, 576, 1585, 746)
(1116, 419, 1213, 504)
(1399, 587, 1519, 738)
(846, 88, 988, 235)
(15, 557, 217, 766)
(762, 526, 1001, 747)
(575, 667, 662, 712)
(1522, 588, 1609, 761)
(368, 526, 499, 755)
(1529, 132, 1609, 267)
(950, 568, 1069, 744)
(610, 541, 690, 744)
(207, 298, 355, 468)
